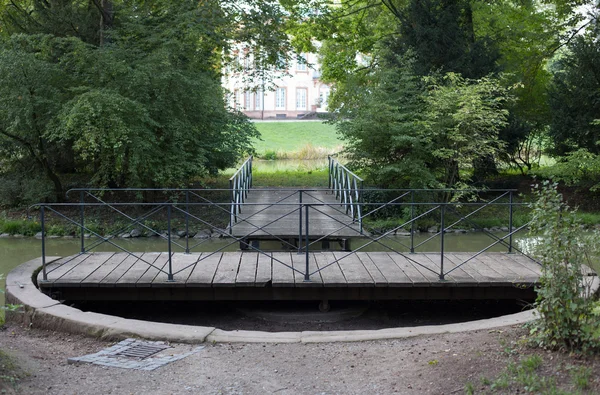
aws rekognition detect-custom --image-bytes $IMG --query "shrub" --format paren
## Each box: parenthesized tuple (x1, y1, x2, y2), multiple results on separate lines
(528, 181, 600, 352)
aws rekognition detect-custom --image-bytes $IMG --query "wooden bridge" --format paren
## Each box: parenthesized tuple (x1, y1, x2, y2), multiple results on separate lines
(36, 157, 542, 304)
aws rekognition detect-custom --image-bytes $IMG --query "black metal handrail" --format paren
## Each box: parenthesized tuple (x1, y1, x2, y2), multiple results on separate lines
(32, 188, 535, 284)
(328, 156, 364, 232)
(229, 156, 253, 230)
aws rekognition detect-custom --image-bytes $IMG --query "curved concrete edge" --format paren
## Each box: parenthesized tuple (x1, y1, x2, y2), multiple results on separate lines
(6, 258, 215, 344)
(6, 259, 599, 344)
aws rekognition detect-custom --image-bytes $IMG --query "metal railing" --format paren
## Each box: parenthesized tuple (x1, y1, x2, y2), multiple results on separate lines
(32, 188, 537, 284)
(229, 156, 253, 230)
(328, 156, 364, 232)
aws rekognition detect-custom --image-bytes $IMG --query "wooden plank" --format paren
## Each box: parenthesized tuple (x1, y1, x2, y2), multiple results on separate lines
(236, 252, 258, 286)
(332, 252, 373, 286)
(478, 253, 540, 283)
(427, 253, 479, 286)
(212, 251, 242, 287)
(116, 253, 160, 287)
(272, 252, 295, 287)
(46, 254, 90, 282)
(166, 253, 201, 283)
(447, 253, 505, 284)
(355, 252, 390, 287)
(355, 252, 389, 287)
(292, 252, 323, 286)
(504, 254, 543, 276)
(136, 253, 170, 286)
(231, 189, 364, 238)
(444, 253, 493, 286)
(255, 253, 272, 287)
(387, 253, 434, 286)
(84, 253, 130, 285)
(58, 253, 115, 285)
(99, 254, 141, 286)
(187, 252, 222, 287)
(314, 251, 347, 287)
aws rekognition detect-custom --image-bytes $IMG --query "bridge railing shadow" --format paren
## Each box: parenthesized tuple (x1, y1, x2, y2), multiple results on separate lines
(30, 187, 536, 284)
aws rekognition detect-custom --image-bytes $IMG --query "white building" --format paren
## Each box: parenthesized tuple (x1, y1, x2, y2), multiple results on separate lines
(223, 51, 331, 119)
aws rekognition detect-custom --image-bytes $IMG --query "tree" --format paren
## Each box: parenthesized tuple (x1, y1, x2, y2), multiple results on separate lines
(335, 53, 433, 188)
(334, 51, 511, 188)
(548, 26, 600, 155)
(0, 0, 300, 202)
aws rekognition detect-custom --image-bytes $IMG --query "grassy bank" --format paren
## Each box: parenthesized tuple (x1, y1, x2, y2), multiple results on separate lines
(253, 121, 342, 159)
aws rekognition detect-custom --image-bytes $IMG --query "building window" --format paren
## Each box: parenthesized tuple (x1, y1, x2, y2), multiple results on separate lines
(244, 91, 253, 111)
(275, 88, 286, 110)
(255, 90, 263, 110)
(276, 54, 287, 71)
(319, 88, 330, 110)
(234, 89, 241, 110)
(296, 53, 307, 72)
(296, 88, 307, 110)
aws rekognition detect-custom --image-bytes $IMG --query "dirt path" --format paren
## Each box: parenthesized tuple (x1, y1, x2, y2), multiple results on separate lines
(1, 323, 598, 394)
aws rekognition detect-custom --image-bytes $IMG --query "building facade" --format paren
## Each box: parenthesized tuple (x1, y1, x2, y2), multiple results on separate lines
(224, 51, 331, 120)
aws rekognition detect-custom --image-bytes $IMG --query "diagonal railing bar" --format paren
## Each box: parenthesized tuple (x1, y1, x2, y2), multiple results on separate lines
(444, 204, 531, 257)
(43, 207, 169, 275)
(308, 206, 443, 277)
(179, 206, 305, 275)
(413, 192, 510, 250)
(359, 191, 412, 220)
(174, 201, 299, 252)
(45, 250, 93, 275)
(301, 190, 355, 219)
(82, 203, 167, 253)
(443, 222, 537, 277)
(84, 192, 186, 250)
(303, 204, 410, 251)
(226, 190, 302, 250)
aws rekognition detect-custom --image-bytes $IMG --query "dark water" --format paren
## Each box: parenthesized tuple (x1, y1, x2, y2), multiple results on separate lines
(74, 299, 532, 332)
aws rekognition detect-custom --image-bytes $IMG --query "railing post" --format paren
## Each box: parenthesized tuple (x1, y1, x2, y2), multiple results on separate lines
(167, 204, 174, 281)
(358, 180, 364, 234)
(298, 190, 303, 254)
(508, 191, 513, 254)
(410, 190, 415, 254)
(229, 178, 234, 233)
(249, 156, 253, 188)
(439, 204, 445, 281)
(41, 205, 47, 282)
(79, 191, 85, 254)
(304, 204, 310, 282)
(185, 190, 190, 254)
(328, 156, 332, 190)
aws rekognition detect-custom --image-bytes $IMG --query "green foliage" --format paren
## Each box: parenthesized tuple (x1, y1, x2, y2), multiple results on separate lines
(335, 53, 433, 188)
(1, 274, 22, 325)
(393, 0, 499, 79)
(422, 73, 511, 186)
(549, 28, 600, 156)
(0, 1, 286, 204)
(528, 181, 600, 352)
(335, 52, 511, 188)
(569, 365, 592, 390)
(533, 149, 600, 191)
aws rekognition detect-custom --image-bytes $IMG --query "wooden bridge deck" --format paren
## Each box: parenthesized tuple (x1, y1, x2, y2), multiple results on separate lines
(38, 251, 542, 301)
(230, 189, 363, 240)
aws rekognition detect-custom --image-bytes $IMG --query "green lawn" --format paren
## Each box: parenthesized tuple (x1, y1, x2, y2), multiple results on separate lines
(252, 121, 343, 158)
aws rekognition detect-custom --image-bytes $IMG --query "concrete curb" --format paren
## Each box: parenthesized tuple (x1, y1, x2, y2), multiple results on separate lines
(7, 258, 599, 344)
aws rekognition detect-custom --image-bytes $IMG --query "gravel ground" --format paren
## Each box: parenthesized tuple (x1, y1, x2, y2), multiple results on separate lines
(1, 323, 599, 394)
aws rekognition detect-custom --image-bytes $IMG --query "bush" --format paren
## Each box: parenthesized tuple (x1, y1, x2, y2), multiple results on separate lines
(528, 181, 600, 352)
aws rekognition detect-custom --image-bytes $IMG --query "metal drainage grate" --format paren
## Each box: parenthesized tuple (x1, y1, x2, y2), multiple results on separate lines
(115, 343, 169, 359)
